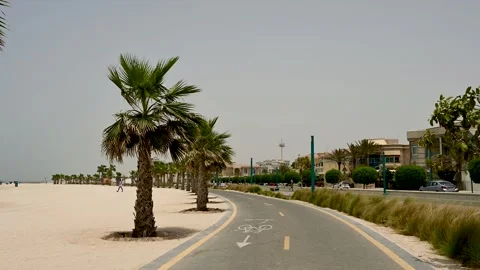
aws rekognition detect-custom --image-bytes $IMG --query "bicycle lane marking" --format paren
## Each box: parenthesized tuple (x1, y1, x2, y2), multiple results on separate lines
(234, 218, 274, 248)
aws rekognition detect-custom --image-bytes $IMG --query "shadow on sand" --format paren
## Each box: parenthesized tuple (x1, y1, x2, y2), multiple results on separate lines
(102, 227, 199, 241)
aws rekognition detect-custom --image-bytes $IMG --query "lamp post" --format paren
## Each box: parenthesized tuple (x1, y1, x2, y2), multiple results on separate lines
(382, 151, 386, 195)
(428, 149, 433, 182)
(250, 158, 253, 184)
(311, 135, 315, 193)
(275, 167, 278, 186)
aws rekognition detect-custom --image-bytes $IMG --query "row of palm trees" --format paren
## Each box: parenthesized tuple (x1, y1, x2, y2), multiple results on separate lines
(325, 139, 381, 171)
(101, 54, 234, 238)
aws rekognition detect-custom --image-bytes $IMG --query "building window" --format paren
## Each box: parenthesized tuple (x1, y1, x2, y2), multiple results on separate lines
(412, 144, 418, 156)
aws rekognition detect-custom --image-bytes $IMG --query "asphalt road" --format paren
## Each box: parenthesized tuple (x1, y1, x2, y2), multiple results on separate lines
(168, 190, 418, 270)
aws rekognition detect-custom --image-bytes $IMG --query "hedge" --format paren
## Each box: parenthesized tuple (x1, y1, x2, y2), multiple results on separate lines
(352, 166, 377, 187)
(325, 169, 342, 184)
(218, 171, 300, 185)
(395, 165, 426, 190)
(468, 158, 480, 184)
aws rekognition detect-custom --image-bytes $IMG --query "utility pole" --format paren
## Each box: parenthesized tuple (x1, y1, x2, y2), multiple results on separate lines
(250, 158, 253, 184)
(382, 152, 386, 195)
(275, 167, 278, 186)
(311, 135, 315, 193)
(428, 149, 433, 182)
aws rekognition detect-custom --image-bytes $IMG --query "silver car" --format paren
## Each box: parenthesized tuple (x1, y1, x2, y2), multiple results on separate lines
(419, 180, 458, 192)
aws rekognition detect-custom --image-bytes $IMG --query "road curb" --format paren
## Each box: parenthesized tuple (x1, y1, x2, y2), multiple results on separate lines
(140, 192, 235, 270)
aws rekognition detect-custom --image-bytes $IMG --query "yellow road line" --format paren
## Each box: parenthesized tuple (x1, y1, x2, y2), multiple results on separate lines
(158, 196, 238, 270)
(284, 236, 290, 250)
(279, 212, 285, 216)
(308, 206, 414, 270)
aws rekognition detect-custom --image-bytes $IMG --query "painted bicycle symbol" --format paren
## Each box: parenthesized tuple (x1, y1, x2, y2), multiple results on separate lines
(237, 224, 273, 234)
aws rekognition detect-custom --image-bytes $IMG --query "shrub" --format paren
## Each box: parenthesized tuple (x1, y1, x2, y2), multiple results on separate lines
(325, 169, 342, 184)
(352, 167, 378, 188)
(283, 171, 301, 182)
(395, 165, 426, 190)
(247, 185, 262, 194)
(468, 158, 480, 184)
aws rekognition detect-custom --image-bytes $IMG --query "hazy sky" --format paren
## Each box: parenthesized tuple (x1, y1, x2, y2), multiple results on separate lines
(1, 1, 479, 181)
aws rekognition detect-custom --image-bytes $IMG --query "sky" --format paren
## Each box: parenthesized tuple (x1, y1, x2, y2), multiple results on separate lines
(0, 0, 479, 181)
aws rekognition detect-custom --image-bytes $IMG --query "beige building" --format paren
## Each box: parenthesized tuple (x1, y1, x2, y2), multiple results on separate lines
(366, 138, 411, 170)
(406, 127, 446, 168)
(301, 138, 410, 175)
(406, 126, 480, 191)
(221, 163, 263, 177)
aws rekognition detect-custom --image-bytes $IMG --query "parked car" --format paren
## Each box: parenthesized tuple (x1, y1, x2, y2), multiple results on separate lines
(419, 180, 458, 192)
(334, 182, 350, 190)
(269, 183, 279, 191)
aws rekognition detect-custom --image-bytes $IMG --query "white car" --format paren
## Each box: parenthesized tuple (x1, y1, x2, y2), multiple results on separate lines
(334, 183, 350, 190)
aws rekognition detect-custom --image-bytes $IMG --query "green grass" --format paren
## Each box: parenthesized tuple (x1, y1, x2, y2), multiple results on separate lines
(291, 189, 480, 268)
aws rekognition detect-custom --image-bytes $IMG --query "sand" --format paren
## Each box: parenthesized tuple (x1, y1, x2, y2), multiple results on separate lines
(0, 184, 227, 270)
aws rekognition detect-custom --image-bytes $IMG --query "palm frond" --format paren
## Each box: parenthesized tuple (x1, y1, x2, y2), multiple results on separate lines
(101, 112, 139, 162)
(151, 57, 179, 92)
(164, 80, 201, 102)
(0, 0, 9, 52)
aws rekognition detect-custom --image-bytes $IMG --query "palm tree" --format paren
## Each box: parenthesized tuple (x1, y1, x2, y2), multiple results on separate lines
(325, 148, 349, 171)
(101, 54, 201, 238)
(86, 174, 92, 185)
(347, 143, 360, 170)
(166, 162, 178, 188)
(0, 0, 9, 51)
(129, 170, 137, 186)
(293, 156, 310, 183)
(356, 139, 381, 167)
(188, 117, 234, 211)
(97, 165, 107, 184)
(78, 174, 85, 184)
(153, 160, 166, 188)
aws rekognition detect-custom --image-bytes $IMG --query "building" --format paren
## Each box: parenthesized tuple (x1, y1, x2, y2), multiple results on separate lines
(256, 159, 290, 174)
(221, 163, 263, 177)
(406, 126, 480, 191)
(365, 138, 411, 170)
(406, 127, 446, 168)
(300, 138, 410, 176)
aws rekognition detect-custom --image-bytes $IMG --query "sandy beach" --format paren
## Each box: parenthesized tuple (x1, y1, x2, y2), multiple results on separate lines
(0, 184, 227, 270)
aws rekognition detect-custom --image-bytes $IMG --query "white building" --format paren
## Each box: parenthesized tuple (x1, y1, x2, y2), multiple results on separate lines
(256, 159, 290, 174)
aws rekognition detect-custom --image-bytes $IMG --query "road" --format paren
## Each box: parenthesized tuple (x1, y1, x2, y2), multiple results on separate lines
(168, 190, 427, 270)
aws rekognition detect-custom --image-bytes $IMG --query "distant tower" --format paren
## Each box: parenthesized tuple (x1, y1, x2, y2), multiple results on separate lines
(279, 139, 286, 161)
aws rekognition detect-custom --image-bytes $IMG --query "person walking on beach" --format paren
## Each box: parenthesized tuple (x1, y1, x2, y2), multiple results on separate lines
(116, 176, 123, 192)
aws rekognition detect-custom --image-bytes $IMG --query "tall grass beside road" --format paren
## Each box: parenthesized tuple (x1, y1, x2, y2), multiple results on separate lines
(291, 189, 480, 268)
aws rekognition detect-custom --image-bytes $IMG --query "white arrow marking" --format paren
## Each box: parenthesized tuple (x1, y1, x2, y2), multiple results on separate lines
(236, 235, 251, 248)
(264, 202, 273, 206)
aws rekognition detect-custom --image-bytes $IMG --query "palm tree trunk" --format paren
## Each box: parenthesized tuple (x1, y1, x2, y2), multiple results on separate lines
(196, 158, 208, 211)
(186, 173, 191, 191)
(168, 174, 173, 188)
(191, 170, 198, 194)
(181, 172, 185, 190)
(132, 146, 156, 238)
(455, 162, 464, 190)
(337, 162, 341, 171)
(175, 173, 180, 189)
